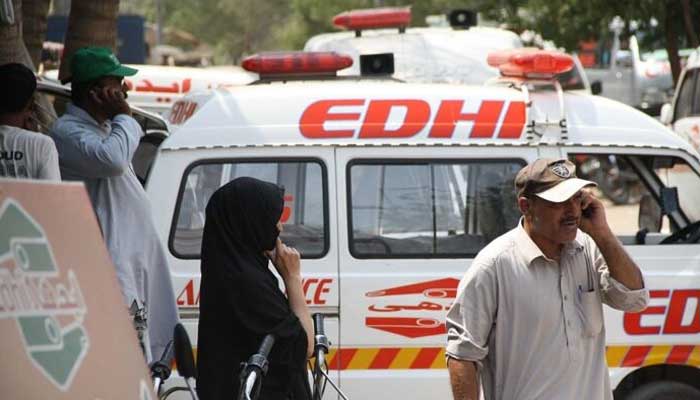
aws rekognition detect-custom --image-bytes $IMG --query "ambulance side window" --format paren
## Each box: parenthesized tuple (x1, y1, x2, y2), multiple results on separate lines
(348, 160, 523, 258)
(568, 153, 700, 243)
(171, 160, 327, 258)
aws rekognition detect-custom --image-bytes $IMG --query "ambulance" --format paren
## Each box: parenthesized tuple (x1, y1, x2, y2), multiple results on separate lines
(303, 7, 591, 93)
(149, 48, 700, 399)
(42, 64, 256, 115)
(661, 47, 700, 152)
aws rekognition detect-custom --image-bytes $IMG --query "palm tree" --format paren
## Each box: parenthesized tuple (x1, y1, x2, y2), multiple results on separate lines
(58, 0, 120, 81)
(0, 0, 31, 67)
(22, 0, 51, 68)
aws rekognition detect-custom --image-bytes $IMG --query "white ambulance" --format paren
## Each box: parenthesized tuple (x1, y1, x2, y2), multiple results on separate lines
(150, 50, 700, 399)
(43, 65, 256, 116)
(661, 47, 700, 152)
(303, 7, 591, 93)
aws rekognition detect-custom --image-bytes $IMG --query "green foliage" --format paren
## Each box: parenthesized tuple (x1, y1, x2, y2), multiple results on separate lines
(140, 0, 694, 63)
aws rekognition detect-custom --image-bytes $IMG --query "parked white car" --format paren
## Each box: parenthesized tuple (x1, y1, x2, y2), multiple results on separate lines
(661, 47, 700, 151)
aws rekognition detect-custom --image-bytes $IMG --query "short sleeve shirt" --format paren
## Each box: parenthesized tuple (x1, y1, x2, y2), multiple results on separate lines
(446, 221, 649, 400)
(0, 125, 60, 181)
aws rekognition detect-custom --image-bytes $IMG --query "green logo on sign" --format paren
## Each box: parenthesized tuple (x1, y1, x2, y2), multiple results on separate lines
(0, 199, 89, 391)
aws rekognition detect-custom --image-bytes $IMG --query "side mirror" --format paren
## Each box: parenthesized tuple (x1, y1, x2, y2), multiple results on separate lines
(591, 80, 603, 95)
(659, 103, 673, 125)
(638, 194, 662, 233)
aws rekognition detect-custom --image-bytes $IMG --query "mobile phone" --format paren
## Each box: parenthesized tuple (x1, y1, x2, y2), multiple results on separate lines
(582, 206, 593, 219)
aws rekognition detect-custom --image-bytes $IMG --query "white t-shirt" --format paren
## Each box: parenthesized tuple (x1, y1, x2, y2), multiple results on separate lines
(0, 125, 60, 181)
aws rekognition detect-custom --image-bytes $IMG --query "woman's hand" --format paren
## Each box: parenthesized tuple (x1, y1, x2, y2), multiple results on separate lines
(267, 238, 301, 281)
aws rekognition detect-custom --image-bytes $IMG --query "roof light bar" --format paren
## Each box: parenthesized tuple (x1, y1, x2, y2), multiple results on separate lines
(241, 51, 353, 77)
(333, 7, 411, 35)
(487, 49, 574, 79)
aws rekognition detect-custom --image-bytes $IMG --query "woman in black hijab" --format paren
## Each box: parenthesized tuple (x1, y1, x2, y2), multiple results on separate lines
(196, 177, 314, 400)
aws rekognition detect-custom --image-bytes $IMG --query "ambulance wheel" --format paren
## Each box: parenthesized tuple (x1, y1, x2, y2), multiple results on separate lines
(625, 381, 700, 400)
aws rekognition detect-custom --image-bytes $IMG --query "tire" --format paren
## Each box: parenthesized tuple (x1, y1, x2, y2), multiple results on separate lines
(625, 381, 700, 400)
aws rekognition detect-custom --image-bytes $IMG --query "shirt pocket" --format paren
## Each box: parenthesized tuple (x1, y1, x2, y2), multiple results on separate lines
(578, 288, 603, 337)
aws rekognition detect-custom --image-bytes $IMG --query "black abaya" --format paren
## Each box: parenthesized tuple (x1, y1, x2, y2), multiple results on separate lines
(196, 177, 311, 400)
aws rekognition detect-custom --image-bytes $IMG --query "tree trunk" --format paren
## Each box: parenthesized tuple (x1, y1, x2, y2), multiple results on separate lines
(680, 0, 699, 48)
(665, 2, 682, 86)
(0, 0, 27, 65)
(58, 0, 120, 82)
(0, 0, 56, 134)
(22, 0, 51, 69)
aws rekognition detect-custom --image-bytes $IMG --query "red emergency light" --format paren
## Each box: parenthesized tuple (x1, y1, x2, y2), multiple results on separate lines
(333, 7, 411, 32)
(241, 52, 353, 76)
(487, 49, 574, 79)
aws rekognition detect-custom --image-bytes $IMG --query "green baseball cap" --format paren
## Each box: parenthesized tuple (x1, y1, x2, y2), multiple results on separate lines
(68, 47, 138, 83)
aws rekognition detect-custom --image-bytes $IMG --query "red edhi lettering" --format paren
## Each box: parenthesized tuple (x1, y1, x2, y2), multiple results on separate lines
(624, 289, 700, 335)
(429, 100, 502, 138)
(299, 99, 525, 140)
(359, 100, 431, 138)
(300, 99, 364, 138)
(664, 289, 700, 334)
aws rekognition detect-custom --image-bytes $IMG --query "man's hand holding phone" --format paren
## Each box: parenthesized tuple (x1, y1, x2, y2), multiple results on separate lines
(90, 85, 131, 119)
(579, 190, 611, 239)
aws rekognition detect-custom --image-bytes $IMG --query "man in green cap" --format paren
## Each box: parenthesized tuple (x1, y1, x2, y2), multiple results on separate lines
(50, 47, 179, 363)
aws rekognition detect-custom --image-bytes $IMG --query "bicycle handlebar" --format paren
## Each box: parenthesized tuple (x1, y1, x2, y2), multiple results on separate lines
(238, 334, 276, 400)
(313, 313, 325, 336)
(151, 339, 174, 394)
(257, 334, 275, 359)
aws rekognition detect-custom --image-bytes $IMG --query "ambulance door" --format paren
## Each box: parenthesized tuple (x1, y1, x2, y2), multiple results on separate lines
(335, 146, 539, 399)
(162, 146, 340, 386)
(561, 147, 700, 389)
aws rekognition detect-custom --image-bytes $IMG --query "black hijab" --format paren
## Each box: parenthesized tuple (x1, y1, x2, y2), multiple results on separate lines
(196, 177, 311, 400)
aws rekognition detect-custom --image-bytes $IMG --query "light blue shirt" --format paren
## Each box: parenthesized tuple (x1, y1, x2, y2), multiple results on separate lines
(50, 104, 179, 360)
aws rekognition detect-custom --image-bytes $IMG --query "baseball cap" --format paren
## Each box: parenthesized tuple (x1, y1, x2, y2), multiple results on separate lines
(515, 158, 596, 203)
(68, 47, 138, 84)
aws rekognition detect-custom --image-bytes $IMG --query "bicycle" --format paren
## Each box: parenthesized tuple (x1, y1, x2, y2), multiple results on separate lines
(159, 317, 347, 400)
(237, 334, 276, 400)
(159, 323, 199, 400)
(310, 313, 349, 400)
(151, 339, 175, 395)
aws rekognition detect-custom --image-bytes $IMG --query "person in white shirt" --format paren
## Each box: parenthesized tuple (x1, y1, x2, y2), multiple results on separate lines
(446, 158, 649, 400)
(0, 63, 60, 181)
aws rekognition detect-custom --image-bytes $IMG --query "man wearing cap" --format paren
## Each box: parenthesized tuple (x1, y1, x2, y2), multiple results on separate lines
(0, 63, 60, 180)
(50, 47, 178, 362)
(446, 158, 649, 400)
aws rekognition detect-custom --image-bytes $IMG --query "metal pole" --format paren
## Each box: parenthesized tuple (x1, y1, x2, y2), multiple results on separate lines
(156, 0, 163, 46)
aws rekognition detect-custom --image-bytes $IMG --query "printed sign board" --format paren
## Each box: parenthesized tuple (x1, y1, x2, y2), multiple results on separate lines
(0, 179, 154, 399)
